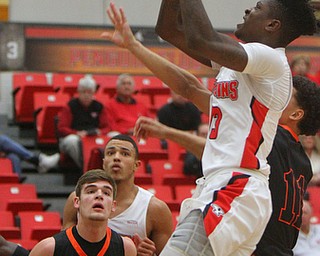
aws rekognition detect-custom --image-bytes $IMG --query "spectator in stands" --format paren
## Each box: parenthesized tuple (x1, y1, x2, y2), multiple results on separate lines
(301, 135, 320, 186)
(57, 75, 110, 170)
(0, 235, 29, 256)
(290, 55, 319, 84)
(29, 169, 137, 256)
(183, 122, 209, 177)
(105, 73, 150, 135)
(0, 134, 59, 175)
(63, 134, 173, 256)
(157, 90, 201, 131)
(293, 200, 320, 255)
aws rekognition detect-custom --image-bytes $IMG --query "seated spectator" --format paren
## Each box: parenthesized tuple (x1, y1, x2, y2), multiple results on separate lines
(301, 135, 320, 186)
(290, 55, 319, 84)
(157, 90, 201, 131)
(105, 73, 150, 135)
(293, 200, 320, 255)
(0, 134, 59, 175)
(57, 75, 110, 170)
(183, 122, 209, 177)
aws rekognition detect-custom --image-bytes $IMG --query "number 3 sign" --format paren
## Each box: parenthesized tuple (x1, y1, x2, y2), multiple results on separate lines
(0, 23, 25, 70)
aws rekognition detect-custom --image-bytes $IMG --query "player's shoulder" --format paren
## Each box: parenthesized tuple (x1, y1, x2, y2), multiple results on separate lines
(29, 237, 55, 256)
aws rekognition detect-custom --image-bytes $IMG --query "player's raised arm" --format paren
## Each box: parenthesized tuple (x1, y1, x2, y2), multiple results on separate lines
(156, 0, 212, 67)
(178, 0, 247, 71)
(101, 2, 210, 115)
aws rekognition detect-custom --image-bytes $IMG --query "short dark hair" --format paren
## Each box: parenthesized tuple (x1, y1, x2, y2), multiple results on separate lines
(272, 0, 318, 44)
(75, 169, 117, 199)
(293, 75, 320, 135)
(106, 134, 139, 159)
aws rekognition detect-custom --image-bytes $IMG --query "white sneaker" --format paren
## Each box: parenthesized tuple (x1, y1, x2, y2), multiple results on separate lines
(38, 153, 60, 173)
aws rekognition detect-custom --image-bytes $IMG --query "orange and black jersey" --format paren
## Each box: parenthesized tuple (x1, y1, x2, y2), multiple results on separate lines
(53, 226, 124, 256)
(254, 125, 312, 256)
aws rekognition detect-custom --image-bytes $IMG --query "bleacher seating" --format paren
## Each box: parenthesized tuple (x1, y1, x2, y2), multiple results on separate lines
(149, 159, 196, 187)
(174, 185, 196, 205)
(18, 211, 61, 241)
(12, 72, 54, 124)
(0, 158, 19, 183)
(33, 92, 70, 146)
(0, 184, 43, 215)
(93, 74, 118, 98)
(0, 211, 20, 239)
(141, 184, 179, 211)
(307, 186, 320, 223)
(52, 73, 84, 98)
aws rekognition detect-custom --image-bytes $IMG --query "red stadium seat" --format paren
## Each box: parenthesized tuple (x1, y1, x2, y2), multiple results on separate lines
(149, 159, 196, 188)
(18, 211, 61, 241)
(307, 186, 320, 224)
(0, 158, 19, 183)
(8, 239, 38, 251)
(81, 136, 109, 173)
(93, 74, 118, 98)
(134, 75, 170, 106)
(174, 185, 196, 204)
(135, 137, 168, 166)
(0, 184, 43, 215)
(141, 184, 179, 211)
(33, 92, 70, 145)
(12, 72, 54, 123)
(0, 211, 20, 239)
(52, 73, 84, 98)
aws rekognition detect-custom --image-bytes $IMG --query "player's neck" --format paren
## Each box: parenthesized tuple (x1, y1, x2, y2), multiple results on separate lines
(76, 220, 107, 243)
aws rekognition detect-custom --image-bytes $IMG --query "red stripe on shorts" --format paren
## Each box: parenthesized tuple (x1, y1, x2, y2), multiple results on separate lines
(203, 172, 250, 236)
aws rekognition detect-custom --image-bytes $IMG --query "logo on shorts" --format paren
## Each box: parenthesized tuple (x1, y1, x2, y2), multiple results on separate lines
(211, 203, 225, 217)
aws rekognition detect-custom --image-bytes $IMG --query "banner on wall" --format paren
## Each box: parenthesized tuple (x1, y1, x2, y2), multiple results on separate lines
(16, 24, 320, 75)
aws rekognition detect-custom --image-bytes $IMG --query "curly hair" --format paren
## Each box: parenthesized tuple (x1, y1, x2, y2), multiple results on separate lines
(272, 0, 318, 44)
(293, 75, 320, 135)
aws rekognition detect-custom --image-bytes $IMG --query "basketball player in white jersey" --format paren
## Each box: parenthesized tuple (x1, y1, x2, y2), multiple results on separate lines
(63, 134, 173, 256)
(101, 1, 318, 255)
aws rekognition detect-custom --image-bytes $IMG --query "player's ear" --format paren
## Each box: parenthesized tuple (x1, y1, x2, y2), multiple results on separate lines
(134, 160, 141, 171)
(290, 108, 304, 121)
(265, 19, 281, 32)
(73, 196, 80, 210)
(111, 200, 117, 213)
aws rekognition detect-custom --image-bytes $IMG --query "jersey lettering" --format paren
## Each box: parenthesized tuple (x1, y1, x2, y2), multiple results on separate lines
(279, 169, 305, 230)
(212, 80, 238, 100)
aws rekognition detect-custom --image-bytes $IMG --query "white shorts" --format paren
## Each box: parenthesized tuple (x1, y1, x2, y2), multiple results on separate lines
(178, 169, 272, 256)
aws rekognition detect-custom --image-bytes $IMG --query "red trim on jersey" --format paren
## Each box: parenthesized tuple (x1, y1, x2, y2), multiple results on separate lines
(240, 99, 269, 169)
(66, 226, 112, 256)
(279, 124, 299, 142)
(203, 172, 250, 236)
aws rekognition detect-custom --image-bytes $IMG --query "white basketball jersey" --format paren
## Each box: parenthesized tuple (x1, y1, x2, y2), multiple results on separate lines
(202, 42, 292, 177)
(108, 186, 153, 238)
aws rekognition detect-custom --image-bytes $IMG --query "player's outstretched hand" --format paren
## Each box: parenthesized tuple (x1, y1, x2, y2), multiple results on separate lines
(134, 116, 168, 142)
(101, 2, 137, 50)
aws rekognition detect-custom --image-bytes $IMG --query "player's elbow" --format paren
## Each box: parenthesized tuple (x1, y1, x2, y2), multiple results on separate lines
(155, 25, 173, 43)
(185, 35, 203, 52)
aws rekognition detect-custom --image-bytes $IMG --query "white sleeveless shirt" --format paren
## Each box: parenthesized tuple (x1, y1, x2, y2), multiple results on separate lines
(108, 186, 153, 238)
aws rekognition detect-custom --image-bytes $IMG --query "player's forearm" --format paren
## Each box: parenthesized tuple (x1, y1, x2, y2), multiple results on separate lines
(128, 40, 200, 102)
(163, 126, 205, 159)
